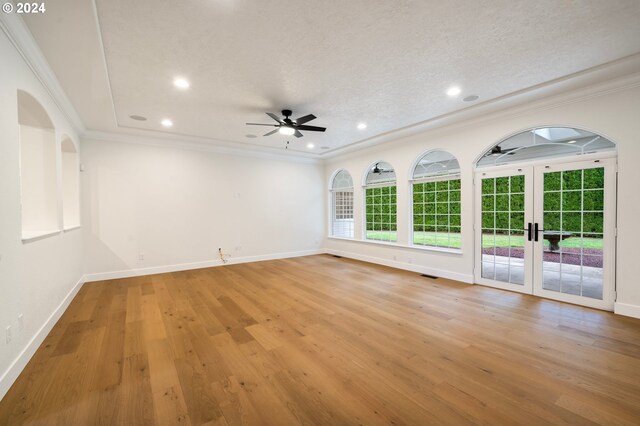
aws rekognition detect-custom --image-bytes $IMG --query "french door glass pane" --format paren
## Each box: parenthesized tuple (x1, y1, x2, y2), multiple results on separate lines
(481, 175, 525, 285)
(541, 168, 604, 299)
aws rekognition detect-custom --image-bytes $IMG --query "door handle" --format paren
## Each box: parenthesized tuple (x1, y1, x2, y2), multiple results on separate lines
(525, 222, 532, 241)
(534, 223, 545, 242)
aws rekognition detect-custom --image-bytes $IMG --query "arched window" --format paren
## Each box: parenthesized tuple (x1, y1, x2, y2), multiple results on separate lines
(17, 90, 58, 240)
(411, 150, 461, 249)
(61, 137, 80, 229)
(364, 162, 397, 242)
(476, 127, 615, 168)
(330, 170, 354, 238)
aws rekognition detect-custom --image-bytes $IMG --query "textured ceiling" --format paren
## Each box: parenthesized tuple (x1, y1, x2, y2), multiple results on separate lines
(23, 0, 640, 155)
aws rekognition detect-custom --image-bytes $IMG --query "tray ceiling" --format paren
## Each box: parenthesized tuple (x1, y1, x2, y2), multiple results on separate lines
(22, 0, 640, 155)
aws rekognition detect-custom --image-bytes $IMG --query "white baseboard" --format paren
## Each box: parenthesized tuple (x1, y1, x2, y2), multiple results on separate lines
(0, 275, 85, 401)
(83, 249, 324, 283)
(326, 248, 474, 283)
(614, 302, 640, 319)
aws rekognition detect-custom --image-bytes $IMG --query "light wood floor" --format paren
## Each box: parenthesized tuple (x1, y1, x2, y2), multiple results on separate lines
(1, 255, 640, 425)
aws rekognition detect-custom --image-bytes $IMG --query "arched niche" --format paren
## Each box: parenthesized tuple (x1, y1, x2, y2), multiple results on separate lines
(61, 136, 80, 229)
(18, 90, 54, 129)
(17, 90, 59, 240)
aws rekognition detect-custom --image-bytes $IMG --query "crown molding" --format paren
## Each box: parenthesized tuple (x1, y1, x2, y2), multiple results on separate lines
(83, 130, 322, 164)
(322, 54, 640, 160)
(0, 11, 86, 134)
(4, 7, 638, 163)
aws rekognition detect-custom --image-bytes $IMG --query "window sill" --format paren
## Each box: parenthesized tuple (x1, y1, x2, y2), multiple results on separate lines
(410, 244, 463, 255)
(327, 236, 355, 241)
(21, 229, 61, 243)
(63, 224, 82, 232)
(363, 238, 400, 247)
(327, 236, 463, 255)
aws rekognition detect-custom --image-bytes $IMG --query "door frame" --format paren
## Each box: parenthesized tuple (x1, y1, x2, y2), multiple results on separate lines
(473, 152, 617, 310)
(532, 157, 617, 310)
(474, 165, 534, 294)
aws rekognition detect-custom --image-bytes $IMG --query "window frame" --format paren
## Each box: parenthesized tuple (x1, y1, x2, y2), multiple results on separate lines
(476, 126, 616, 169)
(329, 169, 354, 239)
(363, 161, 397, 243)
(409, 150, 462, 252)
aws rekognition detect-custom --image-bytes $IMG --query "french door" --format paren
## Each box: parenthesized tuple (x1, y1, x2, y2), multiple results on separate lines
(475, 157, 616, 310)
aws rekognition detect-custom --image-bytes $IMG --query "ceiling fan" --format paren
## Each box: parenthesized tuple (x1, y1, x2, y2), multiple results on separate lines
(488, 146, 517, 156)
(246, 109, 326, 138)
(372, 163, 394, 174)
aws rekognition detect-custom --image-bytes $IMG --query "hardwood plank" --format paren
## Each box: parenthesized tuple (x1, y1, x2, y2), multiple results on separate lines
(245, 323, 285, 351)
(2, 255, 640, 425)
(146, 338, 192, 426)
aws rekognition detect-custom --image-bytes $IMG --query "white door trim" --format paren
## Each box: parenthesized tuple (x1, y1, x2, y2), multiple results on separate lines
(532, 158, 616, 310)
(474, 166, 534, 294)
(474, 156, 616, 311)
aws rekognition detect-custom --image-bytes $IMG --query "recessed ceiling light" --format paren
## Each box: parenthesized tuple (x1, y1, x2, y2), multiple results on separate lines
(161, 119, 173, 127)
(245, 134, 257, 138)
(129, 114, 147, 121)
(357, 123, 367, 130)
(173, 78, 190, 89)
(447, 86, 461, 97)
(307, 143, 315, 149)
(279, 126, 295, 136)
(463, 95, 479, 102)
(567, 140, 576, 144)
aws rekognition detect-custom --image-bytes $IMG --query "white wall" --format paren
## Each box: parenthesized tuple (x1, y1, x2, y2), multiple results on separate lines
(81, 139, 325, 277)
(61, 142, 80, 229)
(323, 78, 640, 316)
(0, 30, 84, 398)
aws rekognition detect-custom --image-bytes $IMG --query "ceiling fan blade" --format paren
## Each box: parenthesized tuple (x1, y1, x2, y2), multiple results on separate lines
(296, 125, 326, 132)
(294, 130, 304, 138)
(294, 114, 316, 125)
(266, 112, 283, 123)
(263, 128, 280, 136)
(246, 123, 278, 126)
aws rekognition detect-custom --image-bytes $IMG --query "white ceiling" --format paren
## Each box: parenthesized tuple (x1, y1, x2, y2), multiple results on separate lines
(22, 0, 640, 155)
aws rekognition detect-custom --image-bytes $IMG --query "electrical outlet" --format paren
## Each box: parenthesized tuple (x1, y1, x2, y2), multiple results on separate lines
(18, 314, 24, 331)
(235, 245, 242, 252)
(138, 253, 145, 261)
(392, 255, 397, 261)
(6, 326, 11, 344)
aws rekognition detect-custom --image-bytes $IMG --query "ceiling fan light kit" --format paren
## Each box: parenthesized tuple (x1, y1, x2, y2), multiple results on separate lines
(246, 109, 326, 139)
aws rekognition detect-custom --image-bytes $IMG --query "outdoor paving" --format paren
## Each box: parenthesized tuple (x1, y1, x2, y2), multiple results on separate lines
(481, 254, 603, 299)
